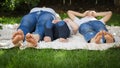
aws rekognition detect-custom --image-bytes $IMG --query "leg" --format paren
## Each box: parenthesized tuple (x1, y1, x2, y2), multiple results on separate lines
(33, 12, 54, 40)
(89, 20, 108, 32)
(79, 23, 97, 42)
(55, 21, 70, 42)
(26, 12, 54, 45)
(89, 21, 114, 43)
(44, 20, 54, 42)
(18, 13, 37, 36)
(12, 13, 37, 46)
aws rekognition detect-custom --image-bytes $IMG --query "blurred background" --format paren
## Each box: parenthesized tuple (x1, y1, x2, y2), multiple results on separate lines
(0, 0, 120, 17)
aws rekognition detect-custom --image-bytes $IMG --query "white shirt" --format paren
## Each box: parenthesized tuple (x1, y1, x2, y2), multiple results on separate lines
(30, 7, 60, 19)
(73, 16, 105, 26)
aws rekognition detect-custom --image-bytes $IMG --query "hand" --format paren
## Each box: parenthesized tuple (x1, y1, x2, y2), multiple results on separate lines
(90, 11, 96, 17)
(83, 10, 90, 17)
(52, 20, 61, 24)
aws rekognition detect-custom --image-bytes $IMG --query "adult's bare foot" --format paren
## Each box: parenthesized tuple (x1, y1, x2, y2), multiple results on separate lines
(12, 29, 24, 46)
(90, 31, 103, 44)
(26, 33, 39, 47)
(44, 36, 51, 42)
(103, 31, 114, 43)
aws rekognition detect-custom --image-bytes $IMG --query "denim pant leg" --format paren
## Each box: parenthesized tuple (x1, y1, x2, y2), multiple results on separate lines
(55, 21, 70, 39)
(44, 20, 54, 41)
(89, 21, 108, 32)
(18, 13, 37, 40)
(79, 23, 97, 42)
(89, 21, 108, 43)
(33, 12, 54, 40)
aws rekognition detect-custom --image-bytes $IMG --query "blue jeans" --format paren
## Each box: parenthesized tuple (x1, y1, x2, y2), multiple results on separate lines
(79, 20, 108, 42)
(18, 11, 54, 40)
(44, 21, 70, 41)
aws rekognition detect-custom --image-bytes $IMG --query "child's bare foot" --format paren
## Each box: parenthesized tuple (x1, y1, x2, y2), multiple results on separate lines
(12, 29, 24, 46)
(103, 31, 114, 43)
(90, 31, 103, 44)
(44, 36, 51, 42)
(59, 38, 68, 42)
(26, 33, 39, 47)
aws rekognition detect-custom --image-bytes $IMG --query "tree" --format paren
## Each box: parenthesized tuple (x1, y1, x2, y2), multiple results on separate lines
(1, 0, 40, 11)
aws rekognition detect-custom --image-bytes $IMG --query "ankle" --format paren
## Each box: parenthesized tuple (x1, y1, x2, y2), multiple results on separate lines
(33, 34, 40, 42)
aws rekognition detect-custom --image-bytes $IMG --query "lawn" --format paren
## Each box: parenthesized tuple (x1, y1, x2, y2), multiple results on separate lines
(0, 48, 120, 68)
(0, 13, 120, 68)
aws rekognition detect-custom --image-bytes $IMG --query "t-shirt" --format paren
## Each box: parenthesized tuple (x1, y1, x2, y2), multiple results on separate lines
(30, 7, 60, 19)
(73, 16, 105, 26)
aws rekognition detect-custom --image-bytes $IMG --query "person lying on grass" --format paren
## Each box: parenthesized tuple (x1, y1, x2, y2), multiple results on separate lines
(44, 18, 78, 42)
(67, 10, 115, 44)
(43, 18, 79, 42)
(12, 7, 61, 47)
(43, 20, 70, 42)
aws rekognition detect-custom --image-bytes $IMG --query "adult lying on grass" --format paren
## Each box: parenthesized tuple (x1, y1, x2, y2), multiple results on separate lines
(67, 10, 115, 44)
(12, 7, 61, 47)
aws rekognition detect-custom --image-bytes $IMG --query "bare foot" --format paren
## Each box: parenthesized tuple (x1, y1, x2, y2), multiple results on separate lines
(59, 38, 68, 42)
(26, 33, 39, 47)
(90, 31, 103, 44)
(103, 31, 114, 43)
(44, 36, 51, 42)
(12, 29, 24, 46)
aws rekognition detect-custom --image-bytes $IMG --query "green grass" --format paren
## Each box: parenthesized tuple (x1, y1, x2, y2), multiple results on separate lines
(0, 48, 120, 68)
(0, 13, 120, 68)
(0, 17, 21, 24)
(98, 14, 120, 26)
(106, 14, 120, 26)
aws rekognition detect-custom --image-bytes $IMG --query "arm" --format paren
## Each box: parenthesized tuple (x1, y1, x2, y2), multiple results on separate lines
(67, 10, 87, 20)
(64, 18, 79, 34)
(93, 11, 112, 23)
